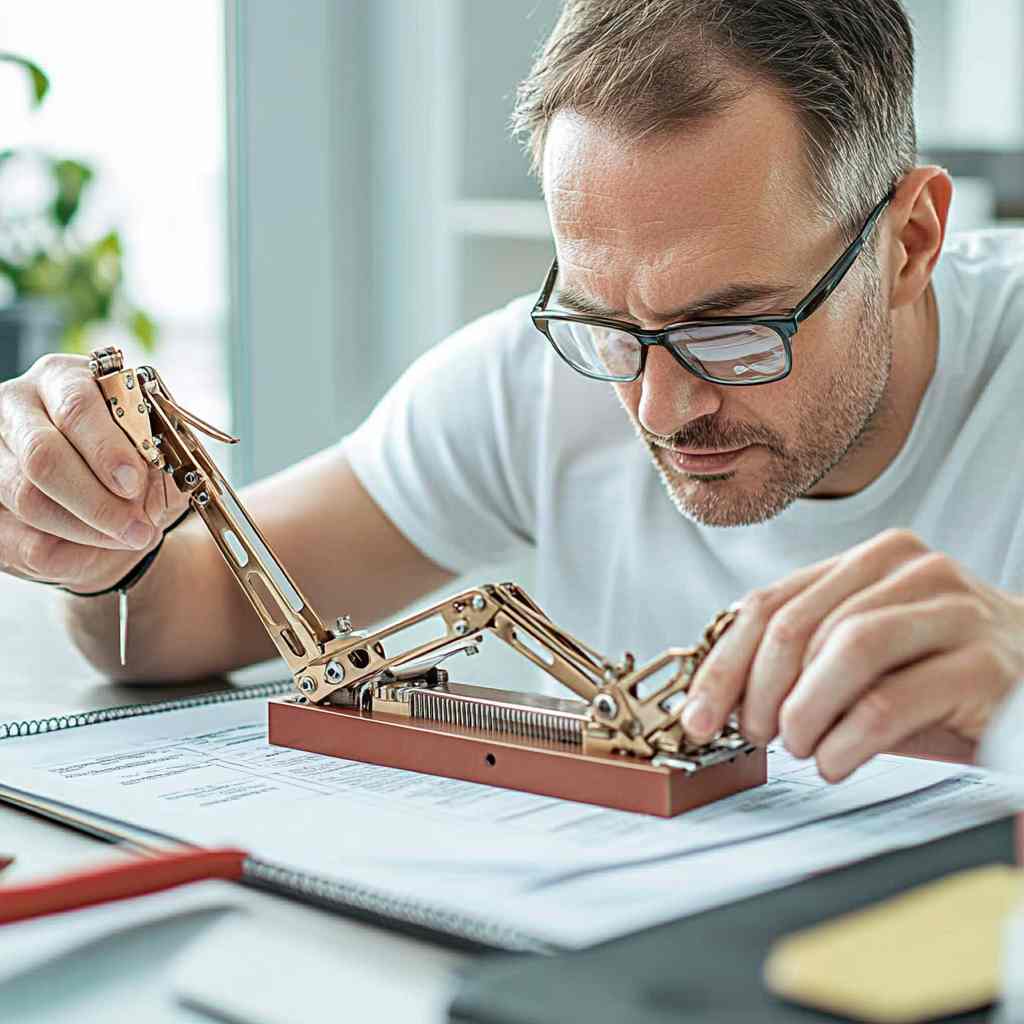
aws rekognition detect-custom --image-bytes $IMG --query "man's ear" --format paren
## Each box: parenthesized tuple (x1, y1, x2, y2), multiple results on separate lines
(886, 167, 953, 311)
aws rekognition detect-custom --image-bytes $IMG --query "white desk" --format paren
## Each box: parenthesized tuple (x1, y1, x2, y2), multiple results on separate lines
(0, 574, 469, 1023)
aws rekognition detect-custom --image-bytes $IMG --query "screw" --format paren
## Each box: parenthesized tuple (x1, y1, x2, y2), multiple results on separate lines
(116, 408, 125, 418)
(324, 660, 345, 684)
(137, 404, 146, 414)
(471, 594, 486, 611)
(142, 440, 151, 450)
(125, 373, 135, 390)
(183, 471, 199, 487)
(453, 618, 469, 636)
(331, 615, 352, 638)
(195, 491, 210, 507)
(153, 435, 162, 447)
(299, 677, 316, 693)
(593, 694, 619, 720)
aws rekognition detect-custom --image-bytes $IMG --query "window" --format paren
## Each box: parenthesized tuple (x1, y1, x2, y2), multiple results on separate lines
(0, 0, 229, 429)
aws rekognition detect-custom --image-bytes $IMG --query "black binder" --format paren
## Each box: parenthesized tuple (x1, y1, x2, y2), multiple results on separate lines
(449, 818, 1015, 1024)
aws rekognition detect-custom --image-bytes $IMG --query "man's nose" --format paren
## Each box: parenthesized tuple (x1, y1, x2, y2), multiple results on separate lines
(637, 346, 723, 439)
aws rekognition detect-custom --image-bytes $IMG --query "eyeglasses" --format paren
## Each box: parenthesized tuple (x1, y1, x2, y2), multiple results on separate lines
(530, 191, 892, 387)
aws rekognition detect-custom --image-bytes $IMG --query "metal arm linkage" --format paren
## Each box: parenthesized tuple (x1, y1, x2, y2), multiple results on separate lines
(90, 347, 334, 676)
(92, 347, 736, 760)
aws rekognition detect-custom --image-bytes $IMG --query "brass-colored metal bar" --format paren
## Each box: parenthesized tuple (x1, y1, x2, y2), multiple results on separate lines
(303, 581, 619, 706)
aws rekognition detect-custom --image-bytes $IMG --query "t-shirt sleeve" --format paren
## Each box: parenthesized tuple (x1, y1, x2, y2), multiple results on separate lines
(340, 297, 542, 574)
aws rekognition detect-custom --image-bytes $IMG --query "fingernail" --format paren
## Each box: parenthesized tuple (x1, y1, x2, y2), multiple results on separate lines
(113, 465, 141, 497)
(682, 696, 713, 736)
(124, 521, 153, 549)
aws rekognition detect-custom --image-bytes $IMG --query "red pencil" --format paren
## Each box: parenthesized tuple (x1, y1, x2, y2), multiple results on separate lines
(0, 848, 247, 926)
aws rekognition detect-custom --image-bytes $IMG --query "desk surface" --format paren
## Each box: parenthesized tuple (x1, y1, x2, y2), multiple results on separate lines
(0, 573, 469, 1022)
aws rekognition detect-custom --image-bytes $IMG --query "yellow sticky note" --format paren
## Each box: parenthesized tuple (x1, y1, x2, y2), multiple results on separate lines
(764, 865, 1024, 1023)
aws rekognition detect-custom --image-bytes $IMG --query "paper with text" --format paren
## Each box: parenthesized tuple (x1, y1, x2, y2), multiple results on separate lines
(0, 701, 1020, 947)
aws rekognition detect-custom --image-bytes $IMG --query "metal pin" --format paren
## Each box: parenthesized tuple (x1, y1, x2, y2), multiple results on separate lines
(119, 587, 128, 666)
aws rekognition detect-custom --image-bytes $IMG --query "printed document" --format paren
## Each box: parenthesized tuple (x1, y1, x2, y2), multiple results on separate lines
(0, 701, 1021, 947)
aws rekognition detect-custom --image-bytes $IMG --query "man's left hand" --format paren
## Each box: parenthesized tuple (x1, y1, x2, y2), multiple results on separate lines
(681, 529, 1024, 781)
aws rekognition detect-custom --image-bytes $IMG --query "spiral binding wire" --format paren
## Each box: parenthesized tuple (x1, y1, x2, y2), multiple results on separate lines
(0, 679, 293, 741)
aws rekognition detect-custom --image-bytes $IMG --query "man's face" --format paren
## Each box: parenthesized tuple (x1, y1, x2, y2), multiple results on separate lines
(543, 88, 893, 527)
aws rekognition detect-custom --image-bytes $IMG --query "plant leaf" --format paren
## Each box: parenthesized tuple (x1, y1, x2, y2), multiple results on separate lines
(51, 159, 95, 229)
(0, 53, 50, 107)
(128, 309, 158, 351)
(0, 256, 20, 286)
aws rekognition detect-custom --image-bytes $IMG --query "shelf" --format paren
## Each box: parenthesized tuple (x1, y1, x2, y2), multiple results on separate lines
(448, 199, 550, 239)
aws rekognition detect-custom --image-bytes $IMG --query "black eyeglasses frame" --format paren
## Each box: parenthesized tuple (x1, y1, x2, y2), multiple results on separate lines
(530, 190, 894, 387)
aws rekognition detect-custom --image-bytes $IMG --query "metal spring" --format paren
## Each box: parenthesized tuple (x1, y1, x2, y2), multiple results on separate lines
(408, 691, 583, 746)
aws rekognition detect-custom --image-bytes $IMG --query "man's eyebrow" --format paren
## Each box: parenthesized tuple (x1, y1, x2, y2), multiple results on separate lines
(551, 281, 798, 322)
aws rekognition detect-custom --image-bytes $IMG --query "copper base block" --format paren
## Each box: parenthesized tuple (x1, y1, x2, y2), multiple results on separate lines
(268, 698, 767, 817)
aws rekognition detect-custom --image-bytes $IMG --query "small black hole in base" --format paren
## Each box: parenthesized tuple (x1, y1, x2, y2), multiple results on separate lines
(485, 753, 496, 766)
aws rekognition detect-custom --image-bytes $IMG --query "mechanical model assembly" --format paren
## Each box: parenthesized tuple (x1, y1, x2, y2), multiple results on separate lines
(91, 347, 766, 817)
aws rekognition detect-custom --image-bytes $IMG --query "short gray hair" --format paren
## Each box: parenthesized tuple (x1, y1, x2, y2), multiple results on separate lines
(513, 0, 917, 239)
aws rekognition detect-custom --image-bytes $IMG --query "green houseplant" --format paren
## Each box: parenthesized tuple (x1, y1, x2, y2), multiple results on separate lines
(0, 53, 156, 377)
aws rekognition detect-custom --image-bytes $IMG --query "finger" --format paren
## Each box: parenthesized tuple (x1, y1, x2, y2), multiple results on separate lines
(804, 552, 975, 666)
(142, 466, 189, 530)
(0, 382, 155, 550)
(35, 357, 151, 501)
(810, 648, 973, 782)
(0, 435, 139, 550)
(743, 539, 935, 743)
(0, 509, 149, 590)
(681, 557, 838, 743)
(779, 597, 978, 759)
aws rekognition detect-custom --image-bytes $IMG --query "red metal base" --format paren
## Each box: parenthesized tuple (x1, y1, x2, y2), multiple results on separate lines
(268, 698, 766, 817)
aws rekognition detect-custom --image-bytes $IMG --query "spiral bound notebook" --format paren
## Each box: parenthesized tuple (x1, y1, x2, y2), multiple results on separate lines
(1, 685, 1022, 955)
(0, 680, 292, 741)
(0, 682, 533, 951)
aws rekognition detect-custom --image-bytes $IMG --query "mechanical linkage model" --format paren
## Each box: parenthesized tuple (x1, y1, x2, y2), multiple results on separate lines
(91, 347, 766, 816)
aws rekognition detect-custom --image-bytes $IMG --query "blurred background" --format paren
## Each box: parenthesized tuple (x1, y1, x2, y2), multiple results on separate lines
(1, 0, 1022, 489)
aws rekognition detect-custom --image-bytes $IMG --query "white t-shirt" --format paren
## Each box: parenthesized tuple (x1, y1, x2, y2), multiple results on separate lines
(342, 230, 1024, 667)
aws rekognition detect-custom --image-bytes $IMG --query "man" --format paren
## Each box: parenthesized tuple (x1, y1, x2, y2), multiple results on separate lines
(1, 0, 1021, 783)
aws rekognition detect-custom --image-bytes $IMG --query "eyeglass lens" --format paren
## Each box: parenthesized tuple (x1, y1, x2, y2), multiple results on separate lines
(545, 319, 788, 383)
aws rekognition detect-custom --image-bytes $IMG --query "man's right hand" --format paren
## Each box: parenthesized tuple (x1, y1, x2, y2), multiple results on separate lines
(0, 353, 190, 594)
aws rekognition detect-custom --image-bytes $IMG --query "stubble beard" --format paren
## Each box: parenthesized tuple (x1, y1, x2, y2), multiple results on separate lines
(641, 272, 894, 527)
